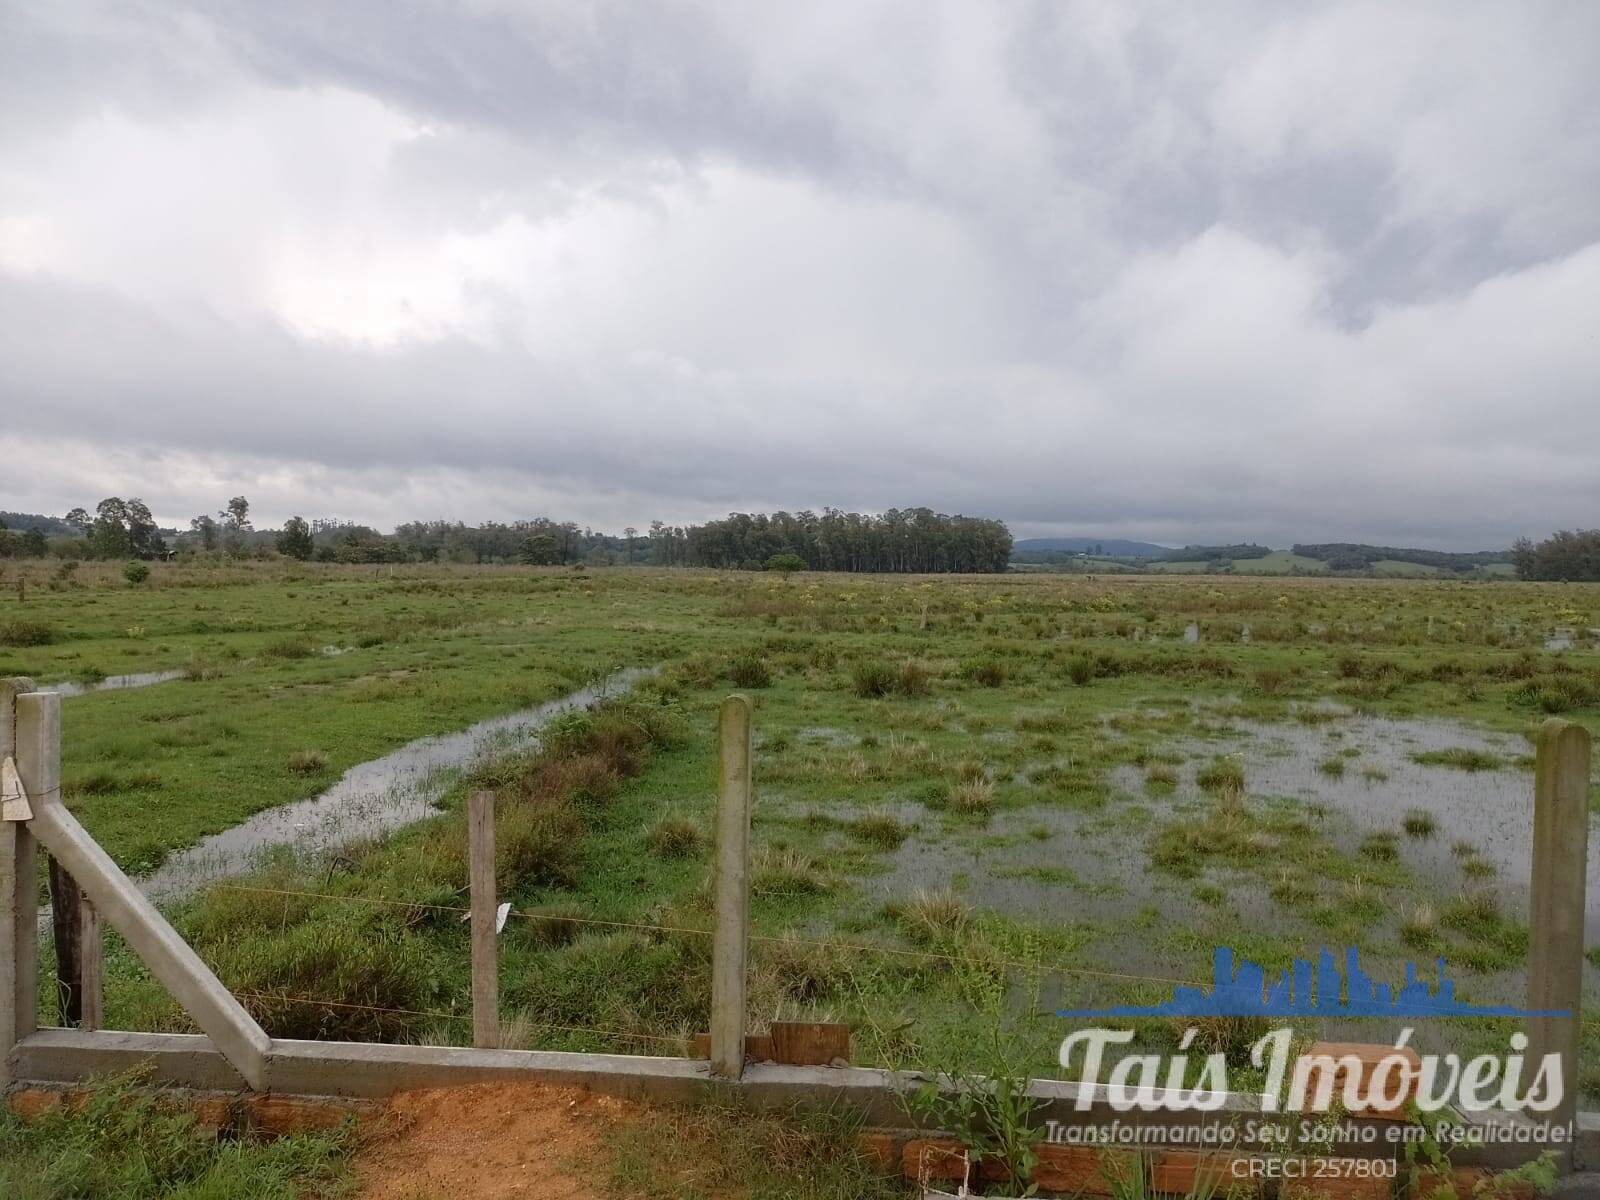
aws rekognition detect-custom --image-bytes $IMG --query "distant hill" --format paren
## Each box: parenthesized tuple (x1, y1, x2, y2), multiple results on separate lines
(0, 511, 76, 537)
(1292, 543, 1510, 572)
(1162, 543, 1272, 562)
(1012, 537, 1172, 558)
(1013, 535, 1516, 577)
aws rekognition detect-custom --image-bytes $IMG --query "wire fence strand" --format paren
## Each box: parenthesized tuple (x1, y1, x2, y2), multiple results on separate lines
(231, 988, 687, 1047)
(215, 882, 1203, 988)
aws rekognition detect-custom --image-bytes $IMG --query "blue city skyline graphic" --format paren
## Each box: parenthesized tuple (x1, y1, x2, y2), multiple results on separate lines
(1058, 947, 1567, 1019)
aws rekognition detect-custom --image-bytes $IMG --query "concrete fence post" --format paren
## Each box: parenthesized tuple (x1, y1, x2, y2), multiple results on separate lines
(710, 695, 752, 1081)
(1, 677, 39, 1087)
(1526, 716, 1591, 1150)
(16, 686, 270, 1090)
(468, 790, 499, 1050)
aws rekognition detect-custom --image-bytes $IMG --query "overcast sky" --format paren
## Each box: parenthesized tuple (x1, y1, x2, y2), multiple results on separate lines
(3, 2, 1597, 548)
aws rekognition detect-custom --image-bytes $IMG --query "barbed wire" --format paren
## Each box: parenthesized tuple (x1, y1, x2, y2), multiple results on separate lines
(216, 882, 1203, 988)
(231, 988, 687, 1046)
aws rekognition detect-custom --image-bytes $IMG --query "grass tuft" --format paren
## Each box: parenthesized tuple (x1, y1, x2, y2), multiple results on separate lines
(945, 776, 995, 816)
(647, 816, 705, 859)
(1401, 808, 1437, 838)
(726, 653, 773, 689)
(286, 750, 328, 775)
(1412, 747, 1501, 771)
(0, 620, 55, 647)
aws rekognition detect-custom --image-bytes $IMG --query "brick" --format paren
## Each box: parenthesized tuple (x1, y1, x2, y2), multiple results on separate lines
(1282, 1171, 1394, 1200)
(902, 1138, 971, 1183)
(6, 1087, 71, 1120)
(1029, 1144, 1139, 1196)
(188, 1094, 236, 1133)
(856, 1131, 902, 1172)
(1152, 1150, 1264, 1197)
(1296, 1042, 1422, 1120)
(1410, 1166, 1535, 1200)
(243, 1094, 365, 1137)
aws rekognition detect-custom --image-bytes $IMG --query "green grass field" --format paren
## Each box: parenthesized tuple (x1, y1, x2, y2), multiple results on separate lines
(6, 560, 1600, 1125)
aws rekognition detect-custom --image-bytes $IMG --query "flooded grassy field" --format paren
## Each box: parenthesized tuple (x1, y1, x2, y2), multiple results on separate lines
(4, 560, 1599, 1096)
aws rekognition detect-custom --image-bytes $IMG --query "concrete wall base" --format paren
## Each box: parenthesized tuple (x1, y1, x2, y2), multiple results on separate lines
(6, 1028, 1588, 1172)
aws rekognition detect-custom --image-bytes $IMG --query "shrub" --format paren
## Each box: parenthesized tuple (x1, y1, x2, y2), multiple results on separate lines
(897, 659, 932, 697)
(851, 661, 897, 698)
(963, 659, 1007, 687)
(763, 553, 805, 574)
(726, 653, 773, 689)
(123, 560, 150, 585)
(1513, 674, 1596, 713)
(1065, 654, 1094, 686)
(0, 620, 54, 647)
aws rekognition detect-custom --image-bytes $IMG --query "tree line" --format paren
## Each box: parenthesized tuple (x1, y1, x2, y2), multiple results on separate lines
(1512, 531, 1600, 581)
(651, 508, 1013, 572)
(1164, 543, 1273, 563)
(6, 497, 1010, 573)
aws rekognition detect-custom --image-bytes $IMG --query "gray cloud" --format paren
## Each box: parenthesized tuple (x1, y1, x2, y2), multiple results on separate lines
(2, 1, 1597, 548)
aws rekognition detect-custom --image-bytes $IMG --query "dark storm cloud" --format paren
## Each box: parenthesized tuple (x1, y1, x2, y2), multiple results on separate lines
(1, 1, 1597, 546)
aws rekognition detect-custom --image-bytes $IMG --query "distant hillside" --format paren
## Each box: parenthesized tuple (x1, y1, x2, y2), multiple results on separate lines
(1012, 537, 1171, 558)
(0, 511, 76, 537)
(1162, 543, 1272, 563)
(1293, 543, 1510, 572)
(1014, 535, 1516, 577)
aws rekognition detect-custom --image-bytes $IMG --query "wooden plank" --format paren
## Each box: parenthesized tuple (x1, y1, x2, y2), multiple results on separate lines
(1527, 717, 1591, 1145)
(710, 695, 752, 1080)
(25, 788, 271, 1090)
(691, 1033, 772, 1062)
(78, 900, 102, 1033)
(468, 790, 498, 1050)
(769, 1021, 849, 1066)
(48, 856, 85, 1026)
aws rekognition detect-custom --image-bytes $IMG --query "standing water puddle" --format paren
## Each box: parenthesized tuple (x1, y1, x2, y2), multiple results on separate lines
(48, 670, 186, 697)
(1183, 715, 1591, 924)
(138, 667, 652, 902)
(47, 644, 353, 698)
